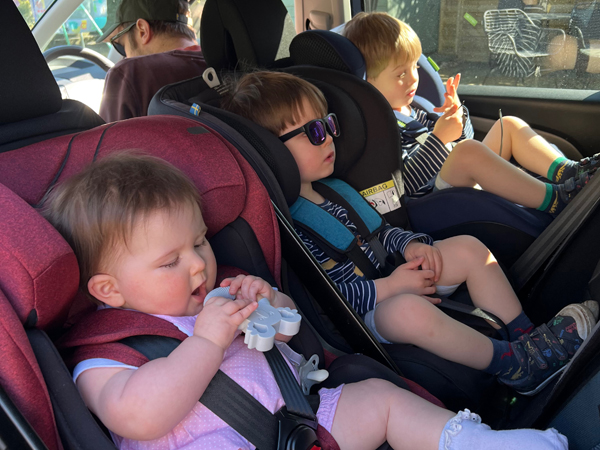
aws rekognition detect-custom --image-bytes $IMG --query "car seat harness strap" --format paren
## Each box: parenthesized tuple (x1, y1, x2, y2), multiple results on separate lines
(119, 335, 322, 450)
(291, 178, 394, 280)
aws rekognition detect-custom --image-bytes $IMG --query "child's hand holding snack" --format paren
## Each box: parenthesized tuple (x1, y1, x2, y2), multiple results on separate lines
(433, 74, 464, 144)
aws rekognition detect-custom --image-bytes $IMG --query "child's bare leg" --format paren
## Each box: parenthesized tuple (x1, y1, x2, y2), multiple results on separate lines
(482, 116, 561, 176)
(330, 379, 454, 450)
(438, 140, 547, 208)
(433, 236, 522, 324)
(330, 379, 569, 450)
(374, 294, 494, 370)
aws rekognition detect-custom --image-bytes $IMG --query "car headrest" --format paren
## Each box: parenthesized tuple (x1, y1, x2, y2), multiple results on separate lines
(0, 116, 281, 285)
(193, 102, 302, 207)
(290, 30, 445, 108)
(0, 183, 79, 330)
(0, 2, 62, 124)
(290, 30, 367, 78)
(200, 0, 295, 71)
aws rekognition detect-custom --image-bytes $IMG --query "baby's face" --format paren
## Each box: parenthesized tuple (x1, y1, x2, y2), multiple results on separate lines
(367, 56, 420, 111)
(279, 98, 336, 187)
(107, 204, 217, 316)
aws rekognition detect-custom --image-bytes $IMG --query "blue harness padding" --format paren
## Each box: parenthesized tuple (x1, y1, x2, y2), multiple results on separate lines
(290, 178, 390, 279)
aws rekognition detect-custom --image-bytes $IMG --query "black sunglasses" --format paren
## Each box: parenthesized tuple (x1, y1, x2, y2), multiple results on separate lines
(279, 113, 341, 146)
(110, 22, 136, 57)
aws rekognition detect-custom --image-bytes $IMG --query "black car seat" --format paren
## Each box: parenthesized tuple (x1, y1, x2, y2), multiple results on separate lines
(0, 1, 104, 154)
(283, 30, 555, 264)
(149, 78, 514, 413)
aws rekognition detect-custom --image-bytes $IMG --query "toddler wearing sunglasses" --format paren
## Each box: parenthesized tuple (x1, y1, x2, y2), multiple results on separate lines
(222, 71, 598, 404)
(343, 12, 599, 215)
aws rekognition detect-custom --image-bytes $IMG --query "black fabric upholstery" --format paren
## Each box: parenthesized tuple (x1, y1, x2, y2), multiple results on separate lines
(0, 100, 105, 153)
(200, 0, 296, 72)
(290, 30, 367, 78)
(200, 102, 302, 206)
(283, 66, 410, 229)
(0, 2, 62, 124)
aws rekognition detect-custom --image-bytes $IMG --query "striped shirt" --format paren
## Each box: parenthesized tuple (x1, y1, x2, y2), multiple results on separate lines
(400, 106, 474, 197)
(295, 200, 433, 315)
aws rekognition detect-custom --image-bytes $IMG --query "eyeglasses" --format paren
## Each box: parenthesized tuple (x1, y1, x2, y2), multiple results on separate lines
(110, 22, 136, 57)
(279, 113, 341, 146)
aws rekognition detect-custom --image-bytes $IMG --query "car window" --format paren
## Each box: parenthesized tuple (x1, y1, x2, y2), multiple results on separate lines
(42, 0, 110, 56)
(367, 0, 599, 91)
(15, 0, 58, 29)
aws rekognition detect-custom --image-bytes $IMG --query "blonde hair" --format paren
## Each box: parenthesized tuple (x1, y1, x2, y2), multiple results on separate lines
(221, 71, 328, 136)
(43, 152, 202, 303)
(343, 12, 422, 79)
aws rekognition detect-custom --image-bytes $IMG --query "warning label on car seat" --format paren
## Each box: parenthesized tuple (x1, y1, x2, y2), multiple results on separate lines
(360, 179, 401, 215)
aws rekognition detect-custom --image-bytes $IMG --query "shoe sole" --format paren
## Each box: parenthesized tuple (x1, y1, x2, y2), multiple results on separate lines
(582, 300, 599, 322)
(555, 302, 598, 341)
(516, 365, 567, 396)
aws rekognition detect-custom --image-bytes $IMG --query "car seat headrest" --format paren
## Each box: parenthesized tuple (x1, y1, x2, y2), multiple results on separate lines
(290, 30, 367, 78)
(196, 103, 302, 207)
(0, 183, 78, 330)
(200, 0, 295, 72)
(0, 2, 62, 125)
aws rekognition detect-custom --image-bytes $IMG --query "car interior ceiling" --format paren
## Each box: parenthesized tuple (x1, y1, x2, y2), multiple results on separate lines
(2, 0, 600, 449)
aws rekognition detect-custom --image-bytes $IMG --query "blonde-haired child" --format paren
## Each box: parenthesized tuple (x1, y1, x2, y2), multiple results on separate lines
(344, 12, 599, 215)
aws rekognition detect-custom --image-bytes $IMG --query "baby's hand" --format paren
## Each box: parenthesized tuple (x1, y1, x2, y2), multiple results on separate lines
(221, 275, 276, 304)
(193, 296, 258, 351)
(404, 241, 443, 282)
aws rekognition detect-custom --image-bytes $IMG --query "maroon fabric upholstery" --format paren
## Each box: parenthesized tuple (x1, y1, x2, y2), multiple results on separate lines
(0, 290, 62, 450)
(0, 183, 78, 330)
(0, 116, 281, 286)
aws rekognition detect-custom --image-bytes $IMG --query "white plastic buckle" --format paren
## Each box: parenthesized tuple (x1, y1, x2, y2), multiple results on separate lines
(201, 67, 228, 94)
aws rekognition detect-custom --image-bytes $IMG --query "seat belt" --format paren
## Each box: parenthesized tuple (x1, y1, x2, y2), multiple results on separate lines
(313, 180, 390, 273)
(119, 335, 320, 450)
(290, 180, 509, 331)
(510, 171, 600, 291)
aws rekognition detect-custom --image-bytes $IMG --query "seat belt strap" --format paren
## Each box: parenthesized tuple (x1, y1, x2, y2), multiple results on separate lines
(200, 370, 279, 449)
(511, 172, 600, 291)
(119, 335, 317, 449)
(436, 298, 508, 338)
(313, 180, 389, 270)
(264, 348, 318, 424)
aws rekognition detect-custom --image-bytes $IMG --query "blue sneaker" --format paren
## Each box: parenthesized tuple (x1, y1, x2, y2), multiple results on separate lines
(498, 301, 598, 396)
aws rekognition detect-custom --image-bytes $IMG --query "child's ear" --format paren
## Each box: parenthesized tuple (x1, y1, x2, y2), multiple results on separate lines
(87, 274, 125, 308)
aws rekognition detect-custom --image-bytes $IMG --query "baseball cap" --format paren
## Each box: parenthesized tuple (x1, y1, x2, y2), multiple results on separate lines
(97, 0, 189, 43)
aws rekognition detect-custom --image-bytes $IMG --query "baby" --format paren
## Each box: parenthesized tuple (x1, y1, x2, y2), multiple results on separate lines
(44, 152, 570, 449)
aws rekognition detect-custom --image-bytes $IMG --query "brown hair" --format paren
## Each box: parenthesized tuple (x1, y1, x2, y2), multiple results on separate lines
(42, 152, 201, 303)
(221, 71, 328, 136)
(126, 0, 196, 46)
(343, 12, 422, 79)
